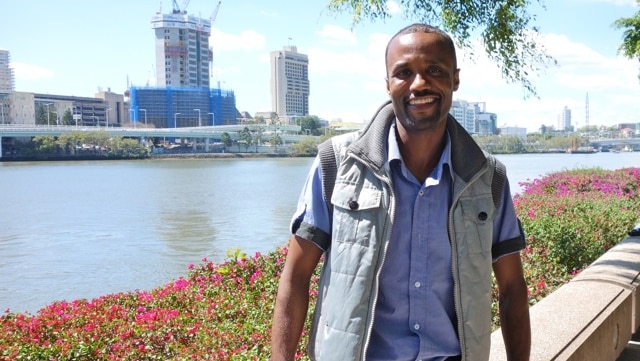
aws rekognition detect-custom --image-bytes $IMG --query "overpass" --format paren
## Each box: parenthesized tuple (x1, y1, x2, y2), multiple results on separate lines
(0, 124, 311, 157)
(589, 137, 640, 151)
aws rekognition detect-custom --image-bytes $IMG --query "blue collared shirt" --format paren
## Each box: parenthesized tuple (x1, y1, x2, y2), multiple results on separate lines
(290, 125, 523, 361)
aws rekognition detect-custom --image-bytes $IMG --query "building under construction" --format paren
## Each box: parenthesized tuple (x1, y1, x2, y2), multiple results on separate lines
(129, 1, 237, 127)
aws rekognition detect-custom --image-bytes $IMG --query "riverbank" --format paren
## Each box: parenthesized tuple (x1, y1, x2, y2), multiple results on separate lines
(0, 152, 309, 162)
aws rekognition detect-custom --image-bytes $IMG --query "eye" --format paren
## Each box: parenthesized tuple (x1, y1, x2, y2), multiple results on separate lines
(428, 67, 443, 75)
(393, 68, 412, 79)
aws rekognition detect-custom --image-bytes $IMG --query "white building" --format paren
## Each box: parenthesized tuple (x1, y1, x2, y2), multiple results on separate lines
(557, 106, 572, 131)
(151, 9, 211, 88)
(500, 126, 527, 140)
(0, 49, 14, 93)
(270, 46, 310, 119)
(450, 100, 497, 135)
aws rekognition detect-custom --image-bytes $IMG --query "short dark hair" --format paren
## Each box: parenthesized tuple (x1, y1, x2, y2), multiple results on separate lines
(385, 23, 457, 72)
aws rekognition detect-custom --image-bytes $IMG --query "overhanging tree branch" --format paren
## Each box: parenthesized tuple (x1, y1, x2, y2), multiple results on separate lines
(327, 0, 557, 97)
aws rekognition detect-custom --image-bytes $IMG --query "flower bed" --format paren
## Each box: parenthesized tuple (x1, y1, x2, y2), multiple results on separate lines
(1, 168, 639, 360)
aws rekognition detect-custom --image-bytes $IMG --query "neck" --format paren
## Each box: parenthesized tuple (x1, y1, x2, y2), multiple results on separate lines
(396, 124, 446, 183)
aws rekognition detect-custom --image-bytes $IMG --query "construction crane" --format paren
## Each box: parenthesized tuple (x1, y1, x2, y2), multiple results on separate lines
(209, 1, 222, 80)
(171, 0, 189, 14)
(211, 1, 221, 24)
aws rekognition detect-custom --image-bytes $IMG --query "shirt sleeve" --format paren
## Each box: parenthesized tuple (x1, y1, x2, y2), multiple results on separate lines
(491, 177, 526, 261)
(289, 156, 332, 251)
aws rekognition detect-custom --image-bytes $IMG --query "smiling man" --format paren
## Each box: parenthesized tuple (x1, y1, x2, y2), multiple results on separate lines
(271, 24, 531, 361)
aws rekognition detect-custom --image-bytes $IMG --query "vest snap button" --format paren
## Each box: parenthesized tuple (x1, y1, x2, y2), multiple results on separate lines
(478, 211, 488, 221)
(348, 200, 359, 210)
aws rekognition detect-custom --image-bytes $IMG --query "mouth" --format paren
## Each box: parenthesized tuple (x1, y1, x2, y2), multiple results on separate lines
(408, 96, 438, 106)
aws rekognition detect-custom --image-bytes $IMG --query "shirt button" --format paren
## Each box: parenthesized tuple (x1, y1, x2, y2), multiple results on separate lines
(414, 323, 420, 330)
(418, 190, 424, 196)
(414, 281, 421, 288)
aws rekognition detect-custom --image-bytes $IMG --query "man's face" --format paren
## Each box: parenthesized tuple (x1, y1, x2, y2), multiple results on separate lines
(385, 32, 460, 133)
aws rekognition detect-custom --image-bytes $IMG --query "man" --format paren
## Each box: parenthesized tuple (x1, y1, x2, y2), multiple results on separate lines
(271, 23, 531, 361)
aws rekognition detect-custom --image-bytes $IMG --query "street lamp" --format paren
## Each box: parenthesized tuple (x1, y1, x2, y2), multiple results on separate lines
(194, 108, 201, 127)
(92, 116, 99, 127)
(106, 108, 111, 128)
(174, 112, 181, 128)
(207, 112, 214, 126)
(52, 111, 58, 126)
(140, 108, 147, 126)
(44, 103, 52, 126)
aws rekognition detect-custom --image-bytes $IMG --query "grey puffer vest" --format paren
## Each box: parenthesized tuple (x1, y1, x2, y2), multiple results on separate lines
(308, 101, 501, 361)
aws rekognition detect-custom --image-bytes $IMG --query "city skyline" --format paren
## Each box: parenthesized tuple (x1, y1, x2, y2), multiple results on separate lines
(1, 0, 639, 132)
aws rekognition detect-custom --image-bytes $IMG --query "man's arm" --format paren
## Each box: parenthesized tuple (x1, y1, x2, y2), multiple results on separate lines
(493, 253, 531, 361)
(271, 234, 323, 361)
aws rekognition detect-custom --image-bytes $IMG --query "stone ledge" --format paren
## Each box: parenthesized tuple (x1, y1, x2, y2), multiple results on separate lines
(490, 236, 640, 361)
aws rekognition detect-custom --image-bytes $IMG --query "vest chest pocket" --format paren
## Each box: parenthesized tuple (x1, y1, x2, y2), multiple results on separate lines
(331, 182, 382, 249)
(458, 195, 495, 254)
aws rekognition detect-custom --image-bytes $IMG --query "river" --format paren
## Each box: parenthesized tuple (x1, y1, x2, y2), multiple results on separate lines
(1, 152, 638, 314)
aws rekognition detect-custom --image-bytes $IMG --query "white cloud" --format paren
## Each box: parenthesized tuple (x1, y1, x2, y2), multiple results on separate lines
(11, 62, 55, 80)
(316, 24, 357, 46)
(386, 1, 402, 15)
(210, 28, 266, 52)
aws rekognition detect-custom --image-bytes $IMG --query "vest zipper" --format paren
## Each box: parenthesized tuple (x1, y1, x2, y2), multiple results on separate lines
(448, 168, 489, 361)
(351, 154, 395, 360)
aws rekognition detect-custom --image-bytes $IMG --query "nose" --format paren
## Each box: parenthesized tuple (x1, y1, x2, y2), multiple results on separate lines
(410, 73, 430, 92)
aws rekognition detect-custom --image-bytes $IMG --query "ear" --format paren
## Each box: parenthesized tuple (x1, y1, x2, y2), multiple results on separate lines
(453, 69, 460, 91)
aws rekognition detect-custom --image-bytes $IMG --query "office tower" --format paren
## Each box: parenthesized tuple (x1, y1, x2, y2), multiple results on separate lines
(270, 46, 309, 118)
(0, 49, 15, 92)
(151, 8, 211, 88)
(558, 106, 572, 131)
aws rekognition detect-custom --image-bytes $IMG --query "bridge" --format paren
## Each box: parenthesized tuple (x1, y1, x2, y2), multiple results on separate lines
(0, 124, 312, 157)
(589, 137, 640, 150)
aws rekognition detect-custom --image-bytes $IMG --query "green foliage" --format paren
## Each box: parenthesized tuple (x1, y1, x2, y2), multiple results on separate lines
(36, 106, 48, 125)
(514, 168, 640, 304)
(14, 132, 150, 159)
(62, 110, 74, 126)
(220, 132, 233, 150)
(297, 115, 322, 135)
(327, 0, 556, 97)
(613, 0, 640, 81)
(292, 137, 320, 156)
(238, 127, 253, 152)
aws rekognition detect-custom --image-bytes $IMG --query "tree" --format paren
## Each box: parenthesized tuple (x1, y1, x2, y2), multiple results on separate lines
(298, 115, 322, 135)
(36, 106, 47, 125)
(238, 127, 253, 152)
(62, 109, 73, 126)
(613, 1, 640, 81)
(327, 0, 555, 96)
(220, 132, 233, 152)
(292, 137, 320, 156)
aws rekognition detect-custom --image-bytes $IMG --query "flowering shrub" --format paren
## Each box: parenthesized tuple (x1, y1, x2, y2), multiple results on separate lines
(0, 248, 316, 360)
(1, 168, 639, 360)
(514, 167, 640, 304)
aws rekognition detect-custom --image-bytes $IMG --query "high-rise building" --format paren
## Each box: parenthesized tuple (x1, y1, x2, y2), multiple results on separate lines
(151, 9, 211, 88)
(0, 49, 15, 93)
(558, 106, 572, 131)
(450, 100, 495, 134)
(270, 46, 309, 119)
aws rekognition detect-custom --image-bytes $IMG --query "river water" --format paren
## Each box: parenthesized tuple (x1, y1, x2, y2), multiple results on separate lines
(1, 152, 638, 314)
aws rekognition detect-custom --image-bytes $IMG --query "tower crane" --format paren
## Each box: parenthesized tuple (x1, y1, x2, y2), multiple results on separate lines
(211, 1, 221, 24)
(208, 1, 222, 82)
(171, 0, 190, 14)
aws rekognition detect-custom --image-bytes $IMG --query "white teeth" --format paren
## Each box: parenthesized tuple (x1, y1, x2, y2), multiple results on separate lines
(409, 97, 436, 105)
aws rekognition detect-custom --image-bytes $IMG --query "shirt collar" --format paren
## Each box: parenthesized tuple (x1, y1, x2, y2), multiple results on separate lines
(388, 122, 453, 184)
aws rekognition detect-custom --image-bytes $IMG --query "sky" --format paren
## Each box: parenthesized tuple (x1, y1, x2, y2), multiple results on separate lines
(1, 0, 639, 133)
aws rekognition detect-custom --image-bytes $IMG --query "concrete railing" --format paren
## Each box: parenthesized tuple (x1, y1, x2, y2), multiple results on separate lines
(490, 234, 640, 361)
